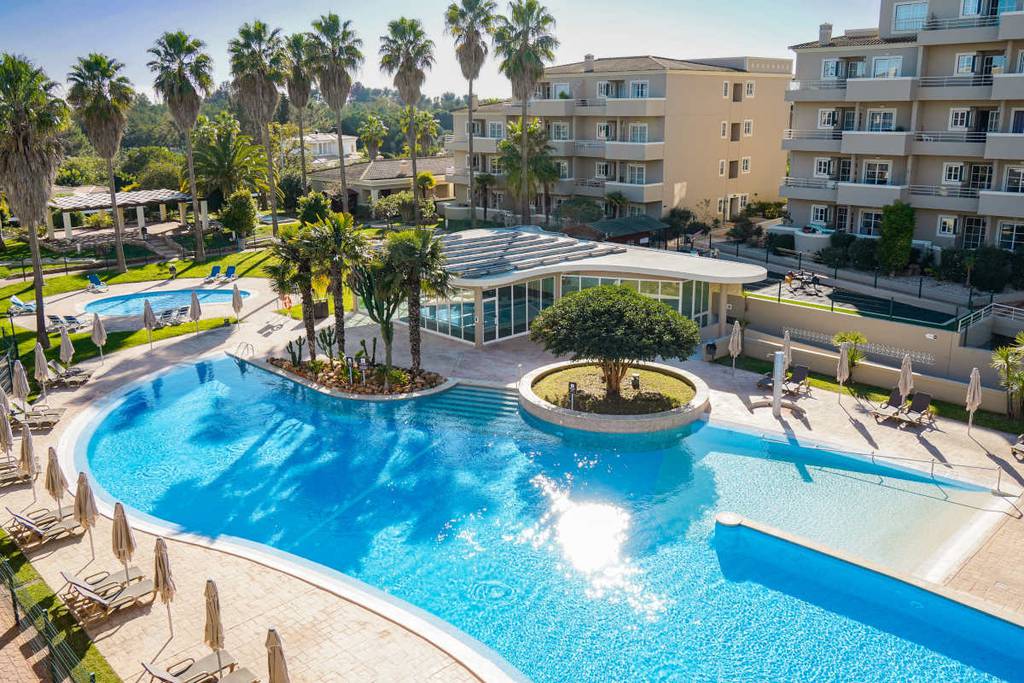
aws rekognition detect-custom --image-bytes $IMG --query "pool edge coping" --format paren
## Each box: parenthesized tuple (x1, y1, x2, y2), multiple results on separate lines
(57, 351, 526, 683)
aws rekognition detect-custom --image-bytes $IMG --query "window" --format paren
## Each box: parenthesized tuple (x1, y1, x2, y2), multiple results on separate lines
(552, 82, 571, 98)
(741, 157, 751, 174)
(628, 205, 644, 217)
(630, 80, 649, 98)
(550, 122, 570, 140)
(943, 162, 965, 185)
(721, 121, 728, 139)
(863, 160, 892, 185)
(949, 108, 971, 130)
(491, 190, 504, 207)
(814, 157, 834, 178)
(745, 81, 755, 97)
(489, 157, 503, 174)
(1007, 166, 1024, 193)
(836, 206, 850, 230)
(1000, 222, 1024, 251)
(628, 123, 648, 143)
(893, 2, 928, 32)
(822, 59, 843, 80)
(595, 161, 610, 179)
(955, 53, 977, 75)
(555, 160, 570, 179)
(717, 198, 725, 214)
(818, 109, 838, 129)
(466, 121, 482, 135)
(719, 160, 726, 176)
(596, 81, 612, 98)
(811, 205, 831, 225)
(596, 122, 611, 140)
(872, 57, 903, 78)
(937, 215, 959, 237)
(722, 81, 730, 98)
(743, 120, 753, 136)
(867, 109, 896, 131)
(729, 160, 739, 179)
(487, 121, 504, 139)
(961, 0, 983, 16)
(859, 211, 883, 236)
(739, 194, 749, 210)
(1013, 109, 1024, 134)
(627, 164, 646, 184)
(963, 216, 987, 248)
(1018, 51, 1024, 74)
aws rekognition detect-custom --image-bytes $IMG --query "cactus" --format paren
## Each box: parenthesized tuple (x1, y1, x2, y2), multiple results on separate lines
(294, 336, 306, 364)
(317, 327, 337, 363)
(285, 340, 299, 366)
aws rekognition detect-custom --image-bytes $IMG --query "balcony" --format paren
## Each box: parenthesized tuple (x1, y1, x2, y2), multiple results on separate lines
(993, 73, 1024, 100)
(548, 139, 575, 156)
(604, 141, 665, 161)
(845, 77, 917, 102)
(574, 178, 607, 198)
(782, 129, 843, 153)
(504, 98, 574, 117)
(979, 190, 1024, 219)
(605, 180, 664, 204)
(836, 182, 907, 207)
(444, 167, 504, 186)
(554, 178, 577, 195)
(916, 74, 993, 100)
(999, 10, 1024, 39)
(445, 134, 500, 154)
(574, 140, 607, 156)
(574, 99, 608, 116)
(841, 131, 913, 156)
(785, 79, 847, 102)
(911, 131, 987, 157)
(985, 133, 1024, 160)
(779, 177, 838, 203)
(605, 97, 666, 117)
(918, 15, 1000, 45)
(908, 185, 981, 213)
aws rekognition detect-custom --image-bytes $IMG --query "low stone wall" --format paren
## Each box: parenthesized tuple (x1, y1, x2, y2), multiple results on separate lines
(518, 360, 710, 433)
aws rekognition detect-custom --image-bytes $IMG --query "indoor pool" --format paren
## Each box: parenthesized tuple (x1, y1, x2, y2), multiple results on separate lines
(79, 357, 1024, 682)
(83, 289, 249, 317)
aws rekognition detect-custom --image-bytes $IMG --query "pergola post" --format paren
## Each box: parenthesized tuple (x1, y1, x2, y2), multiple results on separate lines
(177, 202, 187, 226)
(717, 283, 730, 337)
(135, 206, 146, 228)
(159, 204, 167, 222)
(200, 200, 209, 231)
(61, 212, 72, 240)
(45, 211, 55, 240)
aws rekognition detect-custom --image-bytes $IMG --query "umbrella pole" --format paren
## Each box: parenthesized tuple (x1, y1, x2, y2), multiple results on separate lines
(123, 559, 130, 585)
(99, 345, 104, 364)
(166, 602, 173, 636)
(148, 329, 153, 350)
(87, 527, 94, 559)
(216, 649, 222, 680)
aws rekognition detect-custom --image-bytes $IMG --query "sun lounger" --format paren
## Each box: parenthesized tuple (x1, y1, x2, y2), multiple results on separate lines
(6, 507, 82, 545)
(219, 668, 259, 683)
(60, 568, 144, 604)
(141, 651, 239, 683)
(87, 274, 109, 292)
(1012, 435, 1024, 461)
(9, 295, 35, 314)
(203, 265, 221, 283)
(12, 407, 65, 430)
(782, 365, 810, 396)
(46, 314, 67, 333)
(0, 468, 33, 487)
(24, 504, 74, 525)
(47, 361, 91, 387)
(68, 578, 155, 621)
(172, 306, 189, 324)
(895, 392, 934, 428)
(157, 309, 178, 327)
(62, 314, 88, 331)
(870, 388, 905, 423)
(222, 265, 237, 281)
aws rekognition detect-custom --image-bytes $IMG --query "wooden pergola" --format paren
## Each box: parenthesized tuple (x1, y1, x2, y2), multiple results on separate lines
(46, 189, 207, 240)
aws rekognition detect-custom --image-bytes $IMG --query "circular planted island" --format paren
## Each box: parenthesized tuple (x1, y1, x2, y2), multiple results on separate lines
(519, 360, 710, 433)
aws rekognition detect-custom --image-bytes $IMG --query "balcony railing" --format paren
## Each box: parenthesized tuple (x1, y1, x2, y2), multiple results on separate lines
(918, 74, 994, 87)
(914, 130, 989, 143)
(923, 15, 1000, 31)
(783, 129, 844, 140)
(908, 184, 982, 198)
(576, 178, 607, 189)
(789, 79, 848, 91)
(782, 177, 837, 189)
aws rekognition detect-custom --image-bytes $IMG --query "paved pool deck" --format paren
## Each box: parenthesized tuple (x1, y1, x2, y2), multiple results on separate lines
(1, 275, 1023, 680)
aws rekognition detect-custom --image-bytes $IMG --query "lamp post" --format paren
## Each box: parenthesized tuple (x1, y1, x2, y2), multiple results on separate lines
(568, 381, 577, 411)
(345, 356, 354, 386)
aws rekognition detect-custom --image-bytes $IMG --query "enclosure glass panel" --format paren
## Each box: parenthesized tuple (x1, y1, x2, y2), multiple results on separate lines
(580, 276, 600, 290)
(528, 280, 541, 325)
(498, 286, 513, 338)
(620, 279, 639, 291)
(660, 281, 680, 298)
(483, 299, 496, 342)
(640, 281, 660, 296)
(462, 301, 476, 343)
(513, 283, 528, 334)
(541, 277, 555, 309)
(681, 281, 694, 318)
(561, 276, 579, 295)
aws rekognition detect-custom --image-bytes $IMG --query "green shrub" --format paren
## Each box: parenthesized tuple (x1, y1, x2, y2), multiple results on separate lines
(136, 160, 181, 191)
(937, 248, 967, 283)
(832, 330, 867, 368)
(816, 246, 848, 269)
(83, 211, 113, 229)
(765, 232, 795, 254)
(280, 173, 303, 212)
(1011, 250, 1024, 290)
(727, 217, 762, 244)
(848, 238, 878, 271)
(830, 231, 857, 251)
(971, 247, 1010, 293)
(219, 189, 258, 236)
(878, 201, 915, 274)
(745, 201, 786, 219)
(297, 191, 331, 225)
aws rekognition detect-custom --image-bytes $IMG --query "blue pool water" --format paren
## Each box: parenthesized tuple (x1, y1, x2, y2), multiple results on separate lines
(80, 357, 1024, 682)
(83, 289, 249, 317)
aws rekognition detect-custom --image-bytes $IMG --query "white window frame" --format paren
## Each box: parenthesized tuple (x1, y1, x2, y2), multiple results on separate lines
(862, 159, 893, 185)
(551, 82, 571, 99)
(961, 0, 983, 17)
(489, 157, 503, 174)
(491, 190, 504, 207)
(720, 121, 728, 139)
(629, 80, 649, 99)
(866, 108, 897, 131)
(739, 194, 749, 210)
(596, 81, 612, 98)
(822, 59, 842, 80)
(949, 107, 972, 130)
(719, 159, 727, 177)
(942, 162, 965, 185)
(1000, 221, 1024, 251)
(627, 164, 646, 184)
(596, 122, 611, 140)
(1017, 50, 1024, 74)
(858, 209, 884, 236)
(717, 198, 725, 214)
(871, 56, 903, 79)
(741, 157, 751, 174)
(743, 119, 753, 136)
(892, 1, 928, 33)
(818, 109, 839, 129)
(814, 157, 834, 178)
(628, 123, 648, 143)
(810, 204, 831, 225)
(954, 53, 977, 75)
(627, 204, 645, 218)
(550, 121, 571, 141)
(722, 81, 730, 98)
(555, 160, 570, 179)
(1011, 107, 1024, 134)
(487, 121, 504, 139)
(594, 161, 610, 179)
(937, 215, 959, 237)
(1005, 165, 1024, 192)
(745, 81, 755, 97)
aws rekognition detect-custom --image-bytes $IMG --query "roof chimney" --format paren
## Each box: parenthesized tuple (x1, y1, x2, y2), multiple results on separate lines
(584, 54, 595, 72)
(819, 23, 833, 46)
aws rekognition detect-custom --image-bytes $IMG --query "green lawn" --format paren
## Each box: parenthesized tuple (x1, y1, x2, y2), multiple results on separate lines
(533, 364, 695, 415)
(720, 355, 1020, 434)
(277, 290, 354, 320)
(443, 218, 506, 232)
(0, 531, 119, 682)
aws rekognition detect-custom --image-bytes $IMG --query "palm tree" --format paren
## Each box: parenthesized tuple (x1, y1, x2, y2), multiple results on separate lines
(445, 0, 497, 229)
(309, 13, 364, 214)
(266, 225, 318, 359)
(351, 255, 405, 388)
(387, 229, 451, 373)
(493, 0, 558, 225)
(475, 172, 496, 221)
(228, 20, 286, 236)
(66, 53, 134, 273)
(604, 191, 627, 218)
(380, 18, 435, 227)
(191, 112, 268, 199)
(497, 117, 551, 222)
(308, 212, 365, 356)
(0, 55, 68, 347)
(148, 31, 213, 261)
(284, 33, 314, 192)
(358, 114, 387, 159)
(415, 171, 436, 202)
(535, 155, 558, 226)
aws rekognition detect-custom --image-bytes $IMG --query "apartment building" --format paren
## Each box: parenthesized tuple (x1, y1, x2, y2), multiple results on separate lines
(782, 0, 1024, 252)
(444, 54, 791, 226)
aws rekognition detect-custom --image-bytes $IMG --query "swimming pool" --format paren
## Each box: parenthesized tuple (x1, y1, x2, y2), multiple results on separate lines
(83, 289, 249, 316)
(78, 357, 1022, 682)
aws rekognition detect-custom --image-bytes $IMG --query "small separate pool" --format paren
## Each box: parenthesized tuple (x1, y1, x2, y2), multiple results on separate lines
(84, 289, 249, 317)
(79, 357, 1023, 682)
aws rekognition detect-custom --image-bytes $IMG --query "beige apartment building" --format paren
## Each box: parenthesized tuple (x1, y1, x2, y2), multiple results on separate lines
(443, 54, 792, 228)
(782, 0, 1024, 253)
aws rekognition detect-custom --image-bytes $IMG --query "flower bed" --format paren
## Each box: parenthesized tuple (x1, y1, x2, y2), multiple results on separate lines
(266, 358, 445, 396)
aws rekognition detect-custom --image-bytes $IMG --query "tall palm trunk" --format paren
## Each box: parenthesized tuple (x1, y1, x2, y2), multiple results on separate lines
(407, 276, 422, 373)
(330, 260, 345, 355)
(107, 157, 127, 273)
(300, 283, 317, 361)
(297, 107, 308, 191)
(381, 322, 394, 387)
(467, 80, 476, 228)
(520, 99, 529, 224)
(334, 110, 349, 213)
(26, 225, 48, 348)
(261, 125, 280, 236)
(408, 104, 420, 227)
(184, 135, 205, 261)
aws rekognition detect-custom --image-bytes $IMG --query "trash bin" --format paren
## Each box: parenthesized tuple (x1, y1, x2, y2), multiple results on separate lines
(705, 342, 718, 361)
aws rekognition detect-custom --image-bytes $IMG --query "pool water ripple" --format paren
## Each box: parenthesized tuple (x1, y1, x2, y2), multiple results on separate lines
(84, 288, 249, 317)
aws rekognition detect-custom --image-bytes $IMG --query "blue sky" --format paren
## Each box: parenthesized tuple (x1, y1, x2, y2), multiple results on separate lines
(2, 1, 879, 98)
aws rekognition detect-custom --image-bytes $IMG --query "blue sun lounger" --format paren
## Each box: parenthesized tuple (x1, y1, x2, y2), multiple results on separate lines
(203, 265, 221, 282)
(87, 273, 108, 292)
(8, 295, 35, 314)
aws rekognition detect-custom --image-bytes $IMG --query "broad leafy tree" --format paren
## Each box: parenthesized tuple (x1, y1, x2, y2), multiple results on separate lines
(0, 54, 68, 347)
(530, 286, 701, 397)
(386, 229, 451, 373)
(878, 200, 915, 275)
(67, 53, 134, 272)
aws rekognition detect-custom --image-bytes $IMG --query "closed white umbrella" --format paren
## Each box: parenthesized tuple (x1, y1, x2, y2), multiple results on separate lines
(91, 313, 107, 363)
(898, 354, 914, 404)
(154, 537, 176, 633)
(0, 411, 13, 465)
(266, 628, 290, 683)
(836, 342, 850, 404)
(204, 579, 225, 676)
(19, 424, 35, 501)
(33, 343, 48, 399)
(44, 446, 67, 520)
(0, 389, 10, 417)
(189, 291, 202, 335)
(781, 330, 793, 373)
(728, 321, 743, 375)
(12, 361, 29, 412)
(143, 300, 158, 350)
(112, 502, 137, 584)
(966, 367, 983, 433)
(231, 285, 243, 325)
(59, 326, 75, 368)
(74, 472, 97, 557)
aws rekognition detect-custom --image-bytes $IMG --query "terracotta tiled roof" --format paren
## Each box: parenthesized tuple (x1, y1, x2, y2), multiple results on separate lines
(789, 34, 917, 50)
(545, 55, 741, 75)
(311, 155, 455, 185)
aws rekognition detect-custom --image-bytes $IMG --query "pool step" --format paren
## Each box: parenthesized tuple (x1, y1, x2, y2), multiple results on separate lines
(426, 384, 521, 420)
